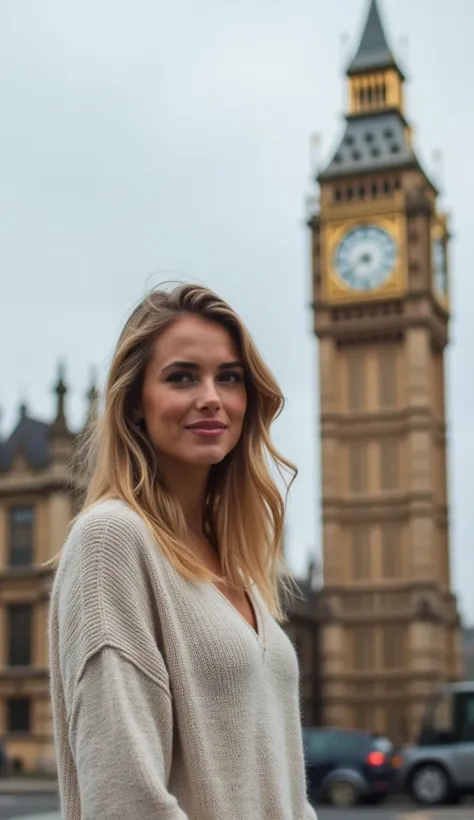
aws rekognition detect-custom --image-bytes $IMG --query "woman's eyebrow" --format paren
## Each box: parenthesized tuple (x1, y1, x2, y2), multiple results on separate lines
(161, 360, 243, 372)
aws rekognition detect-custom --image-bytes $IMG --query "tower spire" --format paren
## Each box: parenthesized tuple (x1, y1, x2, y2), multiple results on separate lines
(347, 0, 403, 78)
(85, 367, 100, 429)
(51, 361, 69, 435)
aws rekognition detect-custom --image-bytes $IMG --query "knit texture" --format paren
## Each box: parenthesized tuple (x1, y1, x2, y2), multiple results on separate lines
(49, 499, 318, 820)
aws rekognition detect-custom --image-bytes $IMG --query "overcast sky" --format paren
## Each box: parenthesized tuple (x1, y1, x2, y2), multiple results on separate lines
(2, 0, 473, 621)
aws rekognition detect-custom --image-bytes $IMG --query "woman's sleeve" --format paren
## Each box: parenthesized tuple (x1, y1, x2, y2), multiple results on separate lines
(304, 800, 318, 820)
(52, 507, 190, 819)
(69, 645, 189, 820)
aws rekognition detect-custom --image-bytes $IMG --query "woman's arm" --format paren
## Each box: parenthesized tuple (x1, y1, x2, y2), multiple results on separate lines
(304, 800, 318, 820)
(50, 504, 190, 819)
(69, 646, 188, 820)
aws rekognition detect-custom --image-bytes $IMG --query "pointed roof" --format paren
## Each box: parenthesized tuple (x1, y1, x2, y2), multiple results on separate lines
(0, 405, 50, 471)
(318, 110, 419, 180)
(347, 0, 404, 78)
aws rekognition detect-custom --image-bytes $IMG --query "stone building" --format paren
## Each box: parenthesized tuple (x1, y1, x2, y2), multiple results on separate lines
(308, 0, 461, 744)
(0, 368, 94, 771)
(283, 564, 323, 728)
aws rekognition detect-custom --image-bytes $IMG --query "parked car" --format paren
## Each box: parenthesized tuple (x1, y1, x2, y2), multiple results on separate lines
(0, 741, 8, 776)
(302, 727, 400, 807)
(399, 681, 474, 806)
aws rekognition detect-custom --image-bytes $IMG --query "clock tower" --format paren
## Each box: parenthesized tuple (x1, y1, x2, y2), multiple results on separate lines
(309, 0, 461, 743)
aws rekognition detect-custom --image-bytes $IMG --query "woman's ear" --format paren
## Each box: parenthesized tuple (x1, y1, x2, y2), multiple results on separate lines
(133, 401, 143, 423)
(131, 405, 144, 429)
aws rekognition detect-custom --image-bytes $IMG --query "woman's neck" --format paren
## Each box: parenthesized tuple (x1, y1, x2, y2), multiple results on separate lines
(161, 460, 209, 536)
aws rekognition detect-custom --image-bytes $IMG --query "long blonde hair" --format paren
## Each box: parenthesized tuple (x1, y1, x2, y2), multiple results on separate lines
(75, 284, 296, 620)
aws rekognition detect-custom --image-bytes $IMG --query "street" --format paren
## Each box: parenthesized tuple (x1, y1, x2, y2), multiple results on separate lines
(316, 800, 474, 820)
(0, 795, 59, 818)
(1, 796, 474, 820)
(317, 803, 474, 820)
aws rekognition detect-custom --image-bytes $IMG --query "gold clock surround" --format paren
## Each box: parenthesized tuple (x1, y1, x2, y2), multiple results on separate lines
(322, 213, 407, 304)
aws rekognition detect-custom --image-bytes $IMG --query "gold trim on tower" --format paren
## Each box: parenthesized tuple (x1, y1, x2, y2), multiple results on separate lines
(431, 215, 449, 309)
(322, 214, 407, 304)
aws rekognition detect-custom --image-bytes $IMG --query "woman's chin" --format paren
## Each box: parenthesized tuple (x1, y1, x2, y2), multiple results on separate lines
(192, 453, 227, 466)
(184, 446, 229, 466)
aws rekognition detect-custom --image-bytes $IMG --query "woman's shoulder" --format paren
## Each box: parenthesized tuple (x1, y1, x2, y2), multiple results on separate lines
(61, 498, 155, 574)
(51, 499, 171, 693)
(74, 497, 148, 534)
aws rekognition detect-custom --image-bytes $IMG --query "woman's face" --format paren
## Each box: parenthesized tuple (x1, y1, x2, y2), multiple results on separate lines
(139, 315, 248, 469)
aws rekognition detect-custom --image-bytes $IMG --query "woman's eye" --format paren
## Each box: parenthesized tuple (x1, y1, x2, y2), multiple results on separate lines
(167, 372, 194, 384)
(167, 370, 243, 385)
(219, 371, 243, 384)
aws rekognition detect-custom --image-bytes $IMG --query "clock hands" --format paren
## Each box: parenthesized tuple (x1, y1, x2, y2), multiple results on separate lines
(334, 225, 397, 291)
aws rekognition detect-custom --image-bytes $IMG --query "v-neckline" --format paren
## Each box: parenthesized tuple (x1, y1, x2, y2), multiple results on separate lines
(211, 583, 264, 647)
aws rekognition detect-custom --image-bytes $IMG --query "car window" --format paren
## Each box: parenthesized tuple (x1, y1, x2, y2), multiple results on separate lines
(430, 692, 455, 733)
(303, 730, 368, 760)
(418, 690, 456, 745)
(303, 731, 332, 758)
(333, 733, 368, 755)
(457, 693, 474, 742)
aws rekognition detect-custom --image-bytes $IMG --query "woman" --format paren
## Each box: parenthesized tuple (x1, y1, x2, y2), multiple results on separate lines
(49, 283, 318, 820)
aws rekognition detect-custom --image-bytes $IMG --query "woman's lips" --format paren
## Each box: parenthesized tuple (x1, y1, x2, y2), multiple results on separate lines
(186, 426, 226, 438)
(185, 421, 227, 438)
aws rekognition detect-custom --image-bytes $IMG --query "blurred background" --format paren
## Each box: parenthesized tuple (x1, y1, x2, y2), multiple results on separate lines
(1, 0, 474, 817)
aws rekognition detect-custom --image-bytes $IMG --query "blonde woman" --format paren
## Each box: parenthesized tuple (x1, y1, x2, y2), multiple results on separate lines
(49, 284, 318, 820)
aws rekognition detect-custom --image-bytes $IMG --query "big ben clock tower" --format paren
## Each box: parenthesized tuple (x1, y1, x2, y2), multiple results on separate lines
(309, 0, 461, 743)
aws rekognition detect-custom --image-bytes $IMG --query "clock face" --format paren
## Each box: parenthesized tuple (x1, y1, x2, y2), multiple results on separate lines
(334, 225, 397, 291)
(433, 238, 448, 297)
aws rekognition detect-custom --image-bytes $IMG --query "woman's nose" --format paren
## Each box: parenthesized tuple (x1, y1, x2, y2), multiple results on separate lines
(196, 379, 221, 410)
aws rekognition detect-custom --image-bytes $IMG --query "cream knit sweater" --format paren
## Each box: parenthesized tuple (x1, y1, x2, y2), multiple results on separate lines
(49, 499, 318, 820)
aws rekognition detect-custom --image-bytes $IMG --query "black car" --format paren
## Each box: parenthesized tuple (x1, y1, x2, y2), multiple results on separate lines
(0, 741, 8, 776)
(303, 727, 400, 807)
